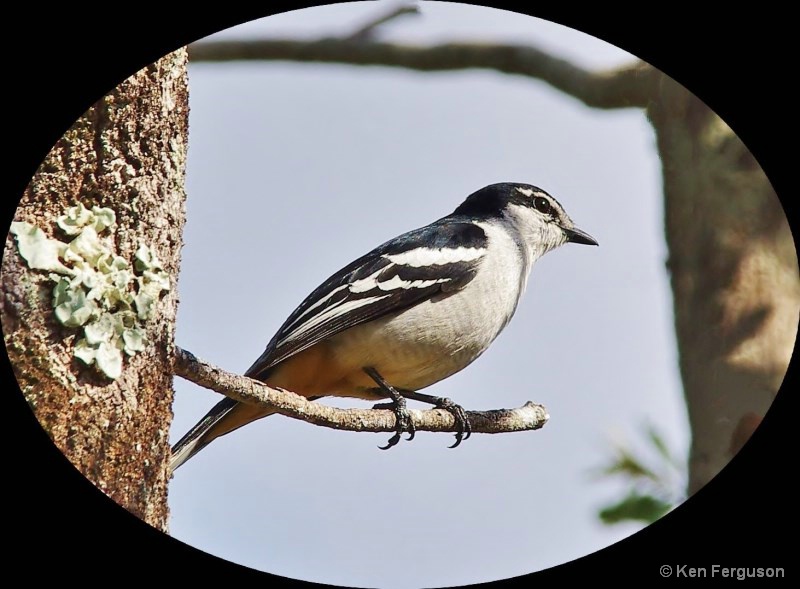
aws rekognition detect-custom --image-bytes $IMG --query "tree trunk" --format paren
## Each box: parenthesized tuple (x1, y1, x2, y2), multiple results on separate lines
(648, 74, 799, 495)
(2, 50, 188, 530)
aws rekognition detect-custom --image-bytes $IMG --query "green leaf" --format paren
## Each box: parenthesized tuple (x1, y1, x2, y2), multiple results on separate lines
(599, 492, 672, 525)
(646, 424, 679, 467)
(602, 447, 659, 481)
(10, 221, 72, 274)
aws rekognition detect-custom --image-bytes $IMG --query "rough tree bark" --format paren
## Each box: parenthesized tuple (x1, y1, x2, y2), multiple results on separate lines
(648, 75, 798, 494)
(1, 50, 188, 530)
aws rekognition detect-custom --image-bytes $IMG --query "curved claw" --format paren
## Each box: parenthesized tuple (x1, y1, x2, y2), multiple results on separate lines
(379, 433, 402, 450)
(437, 397, 472, 449)
(448, 433, 464, 449)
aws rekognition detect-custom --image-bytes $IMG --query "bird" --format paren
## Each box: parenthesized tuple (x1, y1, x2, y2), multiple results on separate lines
(170, 182, 597, 471)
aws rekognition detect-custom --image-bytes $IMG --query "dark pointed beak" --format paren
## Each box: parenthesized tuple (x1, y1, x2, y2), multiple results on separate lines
(564, 226, 598, 246)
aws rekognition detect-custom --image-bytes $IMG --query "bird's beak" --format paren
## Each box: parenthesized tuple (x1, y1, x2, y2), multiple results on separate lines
(564, 226, 598, 246)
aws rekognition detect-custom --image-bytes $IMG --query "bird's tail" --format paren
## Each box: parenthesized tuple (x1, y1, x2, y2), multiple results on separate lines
(169, 397, 276, 473)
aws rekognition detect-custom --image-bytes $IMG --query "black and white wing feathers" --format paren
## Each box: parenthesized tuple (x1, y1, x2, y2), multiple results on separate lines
(245, 219, 487, 380)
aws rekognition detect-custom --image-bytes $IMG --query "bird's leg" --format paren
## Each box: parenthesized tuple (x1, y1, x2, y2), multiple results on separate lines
(363, 367, 416, 449)
(397, 389, 472, 448)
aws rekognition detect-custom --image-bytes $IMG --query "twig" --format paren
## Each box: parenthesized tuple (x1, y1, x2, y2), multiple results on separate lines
(345, 2, 419, 41)
(173, 346, 549, 436)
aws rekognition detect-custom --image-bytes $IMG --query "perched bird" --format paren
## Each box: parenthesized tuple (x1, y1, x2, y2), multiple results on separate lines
(171, 182, 597, 471)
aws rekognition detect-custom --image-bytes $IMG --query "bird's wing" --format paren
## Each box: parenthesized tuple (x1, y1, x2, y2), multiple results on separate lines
(245, 219, 488, 379)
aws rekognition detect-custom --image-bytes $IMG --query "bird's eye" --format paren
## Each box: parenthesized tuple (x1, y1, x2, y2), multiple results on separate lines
(533, 196, 551, 215)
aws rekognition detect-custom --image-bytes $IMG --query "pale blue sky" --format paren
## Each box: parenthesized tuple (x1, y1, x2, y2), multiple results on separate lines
(168, 3, 688, 587)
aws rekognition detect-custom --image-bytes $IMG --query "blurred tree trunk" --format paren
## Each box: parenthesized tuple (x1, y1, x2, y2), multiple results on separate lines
(648, 75, 798, 494)
(1, 50, 188, 530)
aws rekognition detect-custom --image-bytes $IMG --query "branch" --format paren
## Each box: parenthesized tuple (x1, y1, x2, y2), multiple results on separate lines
(188, 36, 658, 109)
(344, 2, 419, 41)
(173, 346, 549, 436)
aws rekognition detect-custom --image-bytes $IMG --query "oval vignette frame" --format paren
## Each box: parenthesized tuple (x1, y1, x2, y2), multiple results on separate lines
(3, 2, 795, 586)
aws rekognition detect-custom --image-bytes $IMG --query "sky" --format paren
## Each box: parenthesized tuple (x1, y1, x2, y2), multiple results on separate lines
(167, 2, 689, 587)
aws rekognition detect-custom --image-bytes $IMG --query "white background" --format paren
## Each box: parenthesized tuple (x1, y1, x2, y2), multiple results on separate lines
(168, 3, 688, 587)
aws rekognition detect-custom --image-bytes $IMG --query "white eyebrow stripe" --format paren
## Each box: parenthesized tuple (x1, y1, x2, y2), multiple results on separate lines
(282, 293, 392, 342)
(384, 246, 486, 267)
(515, 187, 548, 198)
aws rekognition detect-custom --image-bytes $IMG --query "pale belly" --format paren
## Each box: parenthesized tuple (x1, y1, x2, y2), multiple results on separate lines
(324, 271, 522, 395)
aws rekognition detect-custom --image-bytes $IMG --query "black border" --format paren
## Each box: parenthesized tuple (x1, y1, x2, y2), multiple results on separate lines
(5, 2, 794, 585)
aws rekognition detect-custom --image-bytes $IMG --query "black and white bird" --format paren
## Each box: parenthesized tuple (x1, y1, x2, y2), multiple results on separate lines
(170, 182, 597, 471)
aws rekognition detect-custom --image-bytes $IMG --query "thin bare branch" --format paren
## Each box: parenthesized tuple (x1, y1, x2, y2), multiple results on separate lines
(188, 37, 657, 109)
(345, 2, 419, 41)
(173, 346, 549, 436)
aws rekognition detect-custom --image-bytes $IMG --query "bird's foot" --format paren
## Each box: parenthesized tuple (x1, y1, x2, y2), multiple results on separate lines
(364, 366, 416, 449)
(375, 396, 416, 449)
(435, 397, 472, 448)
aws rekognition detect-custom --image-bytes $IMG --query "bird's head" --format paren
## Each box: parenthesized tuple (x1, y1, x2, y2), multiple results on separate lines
(453, 182, 598, 256)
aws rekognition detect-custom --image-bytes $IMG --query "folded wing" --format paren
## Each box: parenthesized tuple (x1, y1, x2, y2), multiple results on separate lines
(246, 219, 488, 380)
